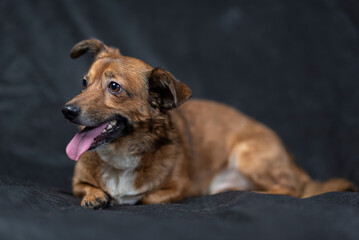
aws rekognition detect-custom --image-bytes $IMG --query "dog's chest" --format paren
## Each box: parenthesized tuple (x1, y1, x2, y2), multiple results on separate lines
(102, 166, 143, 205)
(97, 147, 145, 205)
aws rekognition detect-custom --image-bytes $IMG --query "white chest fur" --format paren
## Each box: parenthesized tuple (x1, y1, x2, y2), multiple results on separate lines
(97, 145, 144, 205)
(101, 165, 143, 204)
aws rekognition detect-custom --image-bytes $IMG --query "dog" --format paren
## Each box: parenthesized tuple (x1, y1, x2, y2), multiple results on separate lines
(62, 39, 355, 209)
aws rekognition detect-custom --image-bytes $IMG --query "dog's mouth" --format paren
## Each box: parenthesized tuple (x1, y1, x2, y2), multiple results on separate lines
(66, 117, 130, 161)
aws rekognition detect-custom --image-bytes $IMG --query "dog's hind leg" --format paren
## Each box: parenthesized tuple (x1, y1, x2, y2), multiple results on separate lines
(227, 136, 308, 197)
(209, 167, 255, 194)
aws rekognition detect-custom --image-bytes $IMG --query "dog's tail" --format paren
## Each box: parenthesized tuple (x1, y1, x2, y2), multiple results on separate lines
(300, 177, 357, 198)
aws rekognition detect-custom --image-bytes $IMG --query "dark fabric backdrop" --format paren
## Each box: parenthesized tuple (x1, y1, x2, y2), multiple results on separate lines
(1, 0, 359, 239)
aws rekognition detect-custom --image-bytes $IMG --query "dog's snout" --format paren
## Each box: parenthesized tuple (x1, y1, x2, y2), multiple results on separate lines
(62, 104, 81, 121)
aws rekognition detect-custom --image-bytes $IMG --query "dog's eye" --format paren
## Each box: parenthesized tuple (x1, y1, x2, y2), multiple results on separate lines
(108, 81, 122, 93)
(82, 79, 87, 89)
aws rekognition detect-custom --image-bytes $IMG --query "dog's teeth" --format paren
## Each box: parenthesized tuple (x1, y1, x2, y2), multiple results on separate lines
(103, 121, 116, 132)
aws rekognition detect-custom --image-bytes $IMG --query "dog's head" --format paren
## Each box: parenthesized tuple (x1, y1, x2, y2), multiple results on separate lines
(62, 39, 192, 161)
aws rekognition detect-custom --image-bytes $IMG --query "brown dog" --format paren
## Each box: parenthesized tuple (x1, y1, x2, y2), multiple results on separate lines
(62, 39, 355, 209)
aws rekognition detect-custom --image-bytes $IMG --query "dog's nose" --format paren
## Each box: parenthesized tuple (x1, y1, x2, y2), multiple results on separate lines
(62, 104, 81, 121)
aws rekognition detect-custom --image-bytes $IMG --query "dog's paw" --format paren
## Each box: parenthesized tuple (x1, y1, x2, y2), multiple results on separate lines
(81, 190, 109, 210)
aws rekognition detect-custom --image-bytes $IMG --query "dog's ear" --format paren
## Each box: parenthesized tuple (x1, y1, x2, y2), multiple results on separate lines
(70, 39, 120, 59)
(148, 68, 192, 111)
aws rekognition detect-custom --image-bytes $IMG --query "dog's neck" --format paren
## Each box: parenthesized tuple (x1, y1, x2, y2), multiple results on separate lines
(96, 112, 174, 170)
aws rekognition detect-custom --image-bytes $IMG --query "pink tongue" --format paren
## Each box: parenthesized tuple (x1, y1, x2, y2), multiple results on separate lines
(66, 123, 108, 161)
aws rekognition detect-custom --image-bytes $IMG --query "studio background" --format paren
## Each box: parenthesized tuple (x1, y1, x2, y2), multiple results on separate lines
(1, 0, 359, 239)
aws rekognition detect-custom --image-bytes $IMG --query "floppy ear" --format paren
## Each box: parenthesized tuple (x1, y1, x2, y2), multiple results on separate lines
(70, 39, 106, 58)
(148, 68, 192, 111)
(70, 38, 120, 59)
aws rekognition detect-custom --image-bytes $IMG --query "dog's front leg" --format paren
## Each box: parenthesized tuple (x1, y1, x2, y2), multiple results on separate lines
(72, 152, 109, 209)
(141, 179, 189, 204)
(141, 188, 181, 204)
(73, 182, 108, 209)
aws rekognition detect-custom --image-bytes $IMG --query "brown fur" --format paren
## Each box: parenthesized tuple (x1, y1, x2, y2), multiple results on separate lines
(65, 39, 356, 209)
